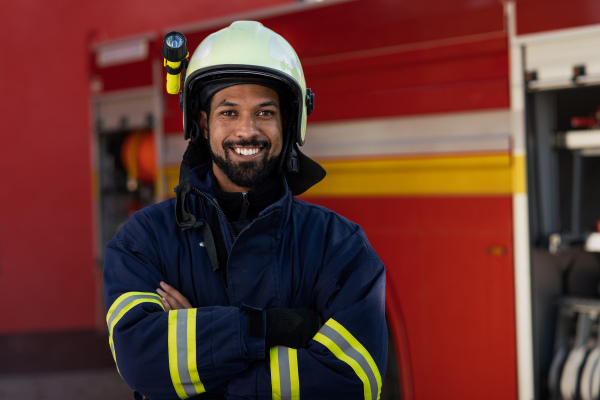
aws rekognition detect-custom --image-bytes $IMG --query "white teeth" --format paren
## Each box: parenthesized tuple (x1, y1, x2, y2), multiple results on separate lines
(235, 148, 259, 156)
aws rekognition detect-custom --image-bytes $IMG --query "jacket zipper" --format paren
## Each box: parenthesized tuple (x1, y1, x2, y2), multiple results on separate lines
(191, 188, 237, 240)
(240, 191, 249, 222)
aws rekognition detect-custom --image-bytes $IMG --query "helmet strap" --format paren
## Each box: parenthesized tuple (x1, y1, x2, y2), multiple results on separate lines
(178, 59, 189, 111)
(175, 180, 196, 228)
(286, 144, 299, 173)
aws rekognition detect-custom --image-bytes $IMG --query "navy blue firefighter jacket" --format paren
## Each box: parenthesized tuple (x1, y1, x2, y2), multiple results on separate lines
(103, 162, 387, 399)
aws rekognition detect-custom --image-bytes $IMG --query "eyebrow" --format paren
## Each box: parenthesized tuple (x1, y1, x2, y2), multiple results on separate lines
(259, 100, 279, 109)
(214, 99, 279, 109)
(214, 100, 238, 108)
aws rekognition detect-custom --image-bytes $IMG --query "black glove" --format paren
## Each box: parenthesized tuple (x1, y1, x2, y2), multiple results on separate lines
(265, 308, 320, 349)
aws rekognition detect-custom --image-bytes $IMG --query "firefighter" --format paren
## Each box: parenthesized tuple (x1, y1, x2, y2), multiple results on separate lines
(103, 21, 387, 399)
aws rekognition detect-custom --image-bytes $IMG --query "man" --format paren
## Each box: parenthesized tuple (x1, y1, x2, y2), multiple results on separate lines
(103, 21, 387, 400)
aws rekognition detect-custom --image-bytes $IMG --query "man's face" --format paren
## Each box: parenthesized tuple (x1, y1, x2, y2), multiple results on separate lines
(199, 84, 284, 192)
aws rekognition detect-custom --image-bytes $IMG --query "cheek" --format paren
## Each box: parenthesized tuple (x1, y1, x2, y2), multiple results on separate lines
(272, 122, 284, 152)
(208, 132, 223, 153)
(208, 125, 226, 148)
(270, 132, 283, 154)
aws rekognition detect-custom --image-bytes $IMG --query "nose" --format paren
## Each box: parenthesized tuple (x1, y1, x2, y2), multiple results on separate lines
(235, 113, 259, 138)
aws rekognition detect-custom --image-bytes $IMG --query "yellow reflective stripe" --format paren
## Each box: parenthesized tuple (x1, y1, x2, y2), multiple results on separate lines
(313, 319, 382, 400)
(168, 311, 186, 399)
(187, 309, 204, 394)
(270, 347, 281, 400)
(327, 319, 382, 393)
(106, 292, 164, 371)
(270, 346, 300, 400)
(289, 348, 300, 399)
(168, 309, 205, 399)
(314, 333, 372, 400)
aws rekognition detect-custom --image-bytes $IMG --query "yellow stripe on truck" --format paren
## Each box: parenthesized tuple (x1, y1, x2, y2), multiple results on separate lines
(303, 153, 526, 197)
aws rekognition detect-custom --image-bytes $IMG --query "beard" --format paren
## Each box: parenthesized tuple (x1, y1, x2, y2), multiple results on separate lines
(209, 137, 280, 189)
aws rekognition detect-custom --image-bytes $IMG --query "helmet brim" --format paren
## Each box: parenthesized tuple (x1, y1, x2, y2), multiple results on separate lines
(183, 66, 303, 143)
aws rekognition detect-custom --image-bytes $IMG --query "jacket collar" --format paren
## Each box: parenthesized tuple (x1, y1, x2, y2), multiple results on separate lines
(183, 161, 293, 235)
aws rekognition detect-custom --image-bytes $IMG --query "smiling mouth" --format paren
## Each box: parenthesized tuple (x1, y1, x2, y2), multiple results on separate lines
(233, 147, 262, 156)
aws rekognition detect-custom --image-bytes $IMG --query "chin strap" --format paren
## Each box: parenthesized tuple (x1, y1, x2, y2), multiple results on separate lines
(175, 180, 196, 228)
(179, 130, 210, 182)
(175, 179, 220, 273)
(286, 144, 299, 173)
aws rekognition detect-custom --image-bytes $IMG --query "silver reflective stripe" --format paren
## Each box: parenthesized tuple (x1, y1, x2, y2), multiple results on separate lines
(176, 310, 196, 398)
(319, 325, 379, 400)
(107, 293, 160, 329)
(278, 347, 293, 400)
(106, 292, 164, 375)
(168, 309, 205, 399)
(270, 346, 299, 400)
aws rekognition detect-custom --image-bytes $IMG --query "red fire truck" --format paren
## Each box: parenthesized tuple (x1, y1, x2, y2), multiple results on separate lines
(84, 1, 600, 398)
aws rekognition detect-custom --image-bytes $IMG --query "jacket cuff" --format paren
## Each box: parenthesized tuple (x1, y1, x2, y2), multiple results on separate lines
(241, 304, 266, 361)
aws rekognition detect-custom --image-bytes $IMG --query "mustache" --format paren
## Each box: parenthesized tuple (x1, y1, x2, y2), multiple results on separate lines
(223, 138, 270, 148)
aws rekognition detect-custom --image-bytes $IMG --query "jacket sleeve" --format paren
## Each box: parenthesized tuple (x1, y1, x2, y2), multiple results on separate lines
(259, 225, 388, 400)
(103, 212, 265, 400)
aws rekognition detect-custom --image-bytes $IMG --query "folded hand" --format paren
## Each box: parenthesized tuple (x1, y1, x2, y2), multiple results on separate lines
(156, 281, 192, 311)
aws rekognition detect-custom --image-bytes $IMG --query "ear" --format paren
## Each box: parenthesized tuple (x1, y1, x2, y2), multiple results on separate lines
(199, 111, 208, 139)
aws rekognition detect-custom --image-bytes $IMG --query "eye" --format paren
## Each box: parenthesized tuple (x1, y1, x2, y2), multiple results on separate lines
(220, 110, 236, 117)
(258, 110, 275, 117)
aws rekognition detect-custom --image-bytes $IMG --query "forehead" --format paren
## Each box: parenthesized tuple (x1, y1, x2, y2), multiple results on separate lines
(211, 84, 279, 107)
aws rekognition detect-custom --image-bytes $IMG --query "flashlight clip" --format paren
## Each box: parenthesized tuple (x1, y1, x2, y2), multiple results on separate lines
(165, 62, 186, 76)
(178, 59, 189, 111)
